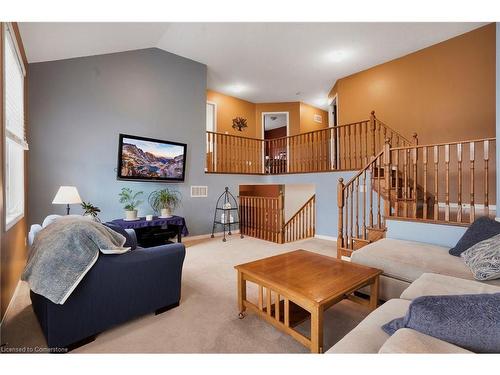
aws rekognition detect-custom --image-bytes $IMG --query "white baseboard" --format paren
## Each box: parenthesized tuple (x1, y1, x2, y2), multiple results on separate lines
(314, 234, 338, 242)
(185, 229, 240, 241)
(0, 280, 21, 326)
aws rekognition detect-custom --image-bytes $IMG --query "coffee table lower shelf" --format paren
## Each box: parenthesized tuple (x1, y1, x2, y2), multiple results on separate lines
(235, 251, 381, 354)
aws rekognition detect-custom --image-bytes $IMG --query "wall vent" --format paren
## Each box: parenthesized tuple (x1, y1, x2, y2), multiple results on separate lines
(313, 114, 322, 124)
(191, 186, 208, 198)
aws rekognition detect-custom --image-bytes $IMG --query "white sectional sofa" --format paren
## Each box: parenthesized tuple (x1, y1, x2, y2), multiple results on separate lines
(351, 238, 500, 301)
(327, 273, 500, 353)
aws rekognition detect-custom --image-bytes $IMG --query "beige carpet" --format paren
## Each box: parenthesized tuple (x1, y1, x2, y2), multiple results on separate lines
(1, 236, 371, 353)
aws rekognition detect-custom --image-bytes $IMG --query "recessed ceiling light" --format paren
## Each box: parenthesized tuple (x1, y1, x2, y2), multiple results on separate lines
(314, 97, 329, 107)
(326, 49, 350, 63)
(226, 84, 247, 94)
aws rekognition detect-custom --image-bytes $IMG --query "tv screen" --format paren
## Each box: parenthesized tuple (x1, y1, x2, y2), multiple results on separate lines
(117, 134, 187, 182)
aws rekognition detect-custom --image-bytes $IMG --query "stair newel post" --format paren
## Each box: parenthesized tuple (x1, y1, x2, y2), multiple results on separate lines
(383, 138, 392, 221)
(370, 110, 376, 158)
(279, 191, 285, 244)
(337, 178, 345, 259)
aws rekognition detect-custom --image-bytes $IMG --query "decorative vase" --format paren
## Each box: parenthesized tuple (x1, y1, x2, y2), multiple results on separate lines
(125, 210, 138, 220)
(160, 208, 172, 218)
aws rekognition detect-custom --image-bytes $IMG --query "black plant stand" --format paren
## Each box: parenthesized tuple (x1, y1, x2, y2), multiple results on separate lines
(211, 187, 243, 242)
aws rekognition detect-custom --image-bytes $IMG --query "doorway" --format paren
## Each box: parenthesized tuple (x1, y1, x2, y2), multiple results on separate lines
(261, 112, 289, 173)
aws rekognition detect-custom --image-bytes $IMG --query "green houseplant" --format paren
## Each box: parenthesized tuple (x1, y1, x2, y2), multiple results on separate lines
(148, 188, 181, 218)
(119, 187, 143, 220)
(81, 201, 101, 222)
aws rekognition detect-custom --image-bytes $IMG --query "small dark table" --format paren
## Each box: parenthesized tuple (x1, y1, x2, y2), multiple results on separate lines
(111, 216, 188, 247)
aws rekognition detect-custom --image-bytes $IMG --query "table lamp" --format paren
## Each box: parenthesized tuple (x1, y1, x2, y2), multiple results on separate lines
(52, 186, 82, 215)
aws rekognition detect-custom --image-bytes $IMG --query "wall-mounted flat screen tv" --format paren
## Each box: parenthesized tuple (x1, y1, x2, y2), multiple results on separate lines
(117, 134, 187, 182)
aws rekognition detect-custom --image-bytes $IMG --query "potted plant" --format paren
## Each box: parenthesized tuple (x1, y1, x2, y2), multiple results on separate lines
(119, 187, 143, 220)
(81, 201, 101, 222)
(148, 188, 181, 218)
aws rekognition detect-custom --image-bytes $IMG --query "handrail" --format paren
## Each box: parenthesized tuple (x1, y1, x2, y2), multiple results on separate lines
(342, 150, 384, 187)
(284, 194, 316, 227)
(389, 137, 496, 150)
(283, 194, 316, 243)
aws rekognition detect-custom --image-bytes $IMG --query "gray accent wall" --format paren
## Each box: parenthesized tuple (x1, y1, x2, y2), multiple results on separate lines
(28, 48, 257, 236)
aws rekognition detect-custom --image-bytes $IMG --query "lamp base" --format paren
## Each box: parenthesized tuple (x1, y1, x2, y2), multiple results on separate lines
(66, 204, 70, 215)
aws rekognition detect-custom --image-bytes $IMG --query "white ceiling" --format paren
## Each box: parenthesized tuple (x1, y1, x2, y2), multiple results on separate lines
(19, 22, 487, 109)
(264, 113, 288, 131)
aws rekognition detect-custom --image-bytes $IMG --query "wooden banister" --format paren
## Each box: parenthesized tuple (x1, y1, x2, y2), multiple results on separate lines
(206, 111, 412, 175)
(337, 136, 496, 258)
(283, 195, 316, 243)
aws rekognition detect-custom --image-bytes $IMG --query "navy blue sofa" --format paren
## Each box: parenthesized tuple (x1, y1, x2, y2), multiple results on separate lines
(30, 242, 185, 350)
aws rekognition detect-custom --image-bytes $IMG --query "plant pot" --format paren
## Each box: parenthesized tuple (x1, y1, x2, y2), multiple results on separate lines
(124, 210, 138, 220)
(160, 208, 172, 218)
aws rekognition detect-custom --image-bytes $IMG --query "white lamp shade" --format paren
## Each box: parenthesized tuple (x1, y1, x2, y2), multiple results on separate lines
(52, 186, 82, 205)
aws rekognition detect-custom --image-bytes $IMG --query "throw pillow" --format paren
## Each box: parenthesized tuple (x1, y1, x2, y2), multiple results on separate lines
(461, 234, 500, 281)
(382, 293, 500, 353)
(449, 216, 500, 256)
(103, 222, 137, 250)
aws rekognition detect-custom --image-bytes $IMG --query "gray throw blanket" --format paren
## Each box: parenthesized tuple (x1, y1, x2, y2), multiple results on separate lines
(22, 216, 129, 304)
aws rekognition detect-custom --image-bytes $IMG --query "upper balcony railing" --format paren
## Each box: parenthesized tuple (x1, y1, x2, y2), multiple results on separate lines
(206, 111, 414, 175)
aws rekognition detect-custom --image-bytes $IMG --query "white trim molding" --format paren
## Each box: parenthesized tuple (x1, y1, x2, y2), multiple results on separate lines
(314, 234, 337, 242)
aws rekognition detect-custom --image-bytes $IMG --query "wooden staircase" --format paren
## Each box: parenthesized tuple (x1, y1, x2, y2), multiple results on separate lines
(240, 194, 316, 244)
(337, 135, 496, 259)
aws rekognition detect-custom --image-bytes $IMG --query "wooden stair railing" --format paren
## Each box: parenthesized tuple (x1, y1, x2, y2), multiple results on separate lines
(206, 111, 411, 175)
(388, 138, 496, 224)
(240, 194, 316, 244)
(206, 131, 265, 174)
(240, 195, 284, 243)
(283, 195, 316, 242)
(337, 150, 386, 258)
(337, 136, 496, 259)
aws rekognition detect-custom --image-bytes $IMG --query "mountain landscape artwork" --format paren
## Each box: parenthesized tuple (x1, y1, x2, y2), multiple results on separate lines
(120, 137, 185, 179)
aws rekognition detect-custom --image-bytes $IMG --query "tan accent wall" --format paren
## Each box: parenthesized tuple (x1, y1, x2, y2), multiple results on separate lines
(207, 90, 328, 139)
(1, 23, 29, 319)
(328, 23, 495, 145)
(299, 102, 328, 134)
(206, 90, 257, 138)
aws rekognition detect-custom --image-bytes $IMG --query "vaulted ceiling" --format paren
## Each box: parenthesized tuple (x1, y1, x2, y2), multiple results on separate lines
(19, 22, 486, 109)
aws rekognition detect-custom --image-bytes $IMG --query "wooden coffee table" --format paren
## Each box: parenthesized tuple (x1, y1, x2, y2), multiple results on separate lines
(234, 250, 382, 353)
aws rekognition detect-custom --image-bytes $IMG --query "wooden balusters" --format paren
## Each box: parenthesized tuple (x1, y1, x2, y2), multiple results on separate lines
(445, 144, 450, 221)
(433, 145, 439, 220)
(283, 195, 316, 243)
(484, 140, 489, 217)
(422, 146, 428, 219)
(457, 143, 463, 222)
(412, 146, 417, 219)
(470, 142, 475, 223)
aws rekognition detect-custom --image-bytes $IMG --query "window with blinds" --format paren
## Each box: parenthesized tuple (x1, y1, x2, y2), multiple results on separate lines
(4, 23, 27, 230)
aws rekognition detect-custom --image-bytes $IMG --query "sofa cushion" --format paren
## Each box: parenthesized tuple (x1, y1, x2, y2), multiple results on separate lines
(449, 216, 500, 257)
(461, 234, 500, 281)
(382, 293, 500, 353)
(401, 273, 500, 300)
(326, 299, 411, 353)
(351, 238, 474, 284)
(378, 328, 472, 353)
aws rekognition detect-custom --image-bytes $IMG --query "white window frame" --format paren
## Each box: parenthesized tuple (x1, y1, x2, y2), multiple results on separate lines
(3, 23, 26, 231)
